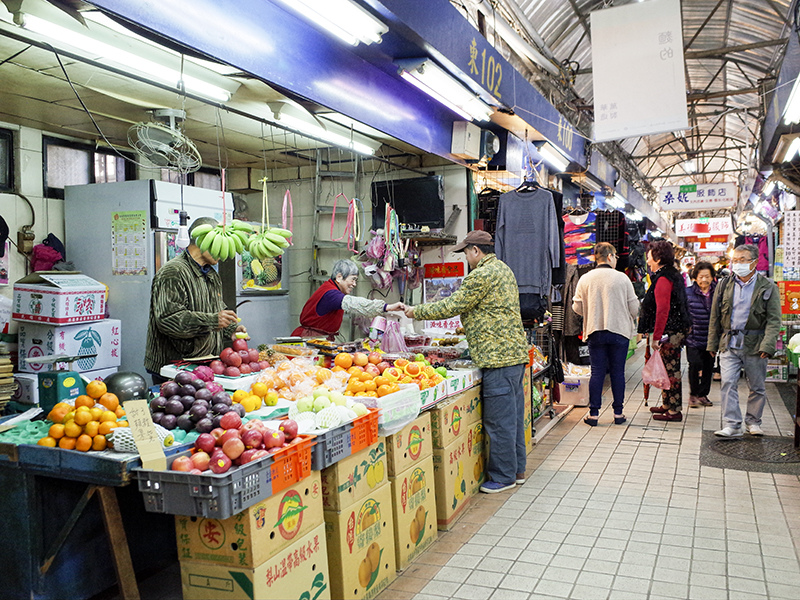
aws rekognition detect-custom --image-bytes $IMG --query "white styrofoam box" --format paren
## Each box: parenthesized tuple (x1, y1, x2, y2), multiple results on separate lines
(558, 376, 590, 406)
(17, 319, 121, 373)
(13, 273, 106, 324)
(12, 366, 119, 404)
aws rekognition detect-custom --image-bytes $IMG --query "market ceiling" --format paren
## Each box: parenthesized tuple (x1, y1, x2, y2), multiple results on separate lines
(466, 0, 796, 203)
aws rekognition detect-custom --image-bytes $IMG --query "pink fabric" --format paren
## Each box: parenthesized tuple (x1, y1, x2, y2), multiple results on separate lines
(31, 244, 62, 272)
(757, 237, 769, 271)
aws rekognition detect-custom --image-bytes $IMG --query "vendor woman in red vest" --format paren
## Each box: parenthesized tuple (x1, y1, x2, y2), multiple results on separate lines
(292, 259, 404, 340)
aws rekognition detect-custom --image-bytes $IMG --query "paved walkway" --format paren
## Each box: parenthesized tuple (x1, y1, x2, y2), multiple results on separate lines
(380, 348, 800, 600)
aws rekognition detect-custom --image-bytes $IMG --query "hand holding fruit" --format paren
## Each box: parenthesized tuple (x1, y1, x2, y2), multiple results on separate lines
(231, 324, 249, 341)
(217, 309, 238, 329)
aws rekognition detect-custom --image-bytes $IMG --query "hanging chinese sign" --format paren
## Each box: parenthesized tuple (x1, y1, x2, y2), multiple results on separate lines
(658, 182, 737, 211)
(675, 217, 733, 237)
(782, 210, 800, 269)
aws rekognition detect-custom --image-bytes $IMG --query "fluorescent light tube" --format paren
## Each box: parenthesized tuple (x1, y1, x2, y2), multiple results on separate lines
(538, 143, 570, 172)
(272, 107, 377, 155)
(683, 159, 696, 174)
(21, 14, 231, 102)
(783, 137, 800, 162)
(274, 0, 388, 46)
(398, 59, 493, 122)
(627, 209, 644, 221)
(783, 76, 800, 125)
(763, 180, 775, 195)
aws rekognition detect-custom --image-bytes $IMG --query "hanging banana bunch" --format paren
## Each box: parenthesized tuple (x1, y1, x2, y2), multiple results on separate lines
(191, 220, 253, 261)
(246, 177, 293, 260)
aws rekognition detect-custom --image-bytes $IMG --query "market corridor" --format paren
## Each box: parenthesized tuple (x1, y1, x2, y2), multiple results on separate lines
(380, 349, 800, 600)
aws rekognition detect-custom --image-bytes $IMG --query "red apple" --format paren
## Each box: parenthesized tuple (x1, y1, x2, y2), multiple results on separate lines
(224, 366, 241, 377)
(264, 429, 285, 449)
(210, 360, 226, 375)
(237, 349, 251, 361)
(365, 364, 380, 377)
(279, 419, 299, 441)
(238, 448, 259, 465)
(210, 453, 232, 474)
(219, 412, 242, 430)
(241, 419, 261, 432)
(189, 468, 203, 474)
(241, 429, 263, 449)
(219, 428, 241, 445)
(220, 347, 235, 362)
(226, 352, 242, 367)
(248, 349, 260, 363)
(376, 361, 391, 374)
(353, 353, 368, 367)
(190, 451, 211, 471)
(232, 338, 249, 352)
(239, 364, 252, 375)
(368, 352, 382, 365)
(259, 361, 270, 370)
(250, 449, 269, 463)
(210, 428, 226, 444)
(222, 437, 245, 460)
(249, 361, 261, 372)
(195, 433, 217, 454)
(171, 455, 193, 472)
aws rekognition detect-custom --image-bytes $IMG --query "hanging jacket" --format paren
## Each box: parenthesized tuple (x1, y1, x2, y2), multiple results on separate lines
(685, 281, 716, 348)
(638, 265, 691, 336)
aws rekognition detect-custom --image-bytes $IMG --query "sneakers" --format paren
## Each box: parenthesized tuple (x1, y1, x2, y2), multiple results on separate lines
(516, 473, 526, 485)
(698, 397, 713, 406)
(747, 424, 764, 436)
(689, 395, 700, 408)
(714, 426, 743, 438)
(480, 481, 515, 494)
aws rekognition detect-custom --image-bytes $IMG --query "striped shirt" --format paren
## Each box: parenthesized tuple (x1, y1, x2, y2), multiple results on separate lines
(144, 252, 235, 372)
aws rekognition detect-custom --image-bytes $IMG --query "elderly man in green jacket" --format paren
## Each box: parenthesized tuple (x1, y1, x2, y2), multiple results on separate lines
(405, 230, 529, 493)
(708, 244, 781, 438)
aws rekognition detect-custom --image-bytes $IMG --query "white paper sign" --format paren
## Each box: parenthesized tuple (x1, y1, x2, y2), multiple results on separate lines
(783, 211, 800, 268)
(675, 217, 733, 237)
(591, 0, 688, 142)
(658, 183, 737, 211)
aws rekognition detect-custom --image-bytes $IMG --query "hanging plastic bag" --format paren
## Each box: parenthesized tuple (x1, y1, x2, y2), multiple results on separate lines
(626, 336, 638, 361)
(381, 318, 408, 353)
(642, 351, 670, 390)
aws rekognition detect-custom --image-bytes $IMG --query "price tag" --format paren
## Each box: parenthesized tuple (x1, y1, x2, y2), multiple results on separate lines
(123, 400, 166, 470)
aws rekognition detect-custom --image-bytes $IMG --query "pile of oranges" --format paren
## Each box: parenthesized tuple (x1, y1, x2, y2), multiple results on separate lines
(37, 379, 127, 452)
(231, 381, 278, 412)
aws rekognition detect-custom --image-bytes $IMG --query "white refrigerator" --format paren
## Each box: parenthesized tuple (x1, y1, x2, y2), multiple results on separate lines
(64, 180, 291, 374)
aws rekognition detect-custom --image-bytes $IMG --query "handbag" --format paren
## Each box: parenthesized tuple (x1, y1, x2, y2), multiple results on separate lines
(642, 350, 670, 390)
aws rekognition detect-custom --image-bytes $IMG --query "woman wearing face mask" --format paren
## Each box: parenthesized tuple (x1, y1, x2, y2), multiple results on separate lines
(637, 241, 693, 421)
(292, 259, 403, 340)
(684, 262, 717, 408)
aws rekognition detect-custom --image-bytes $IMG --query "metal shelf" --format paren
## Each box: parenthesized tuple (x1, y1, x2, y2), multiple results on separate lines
(400, 232, 457, 247)
(314, 240, 349, 249)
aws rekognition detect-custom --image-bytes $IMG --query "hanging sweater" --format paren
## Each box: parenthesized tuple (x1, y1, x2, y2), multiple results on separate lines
(495, 188, 560, 295)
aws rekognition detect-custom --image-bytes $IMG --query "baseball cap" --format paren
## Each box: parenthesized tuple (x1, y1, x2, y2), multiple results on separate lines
(452, 230, 494, 253)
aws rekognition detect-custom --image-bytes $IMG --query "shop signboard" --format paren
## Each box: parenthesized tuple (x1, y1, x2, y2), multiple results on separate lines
(423, 264, 464, 332)
(782, 211, 800, 268)
(658, 183, 737, 211)
(779, 282, 800, 314)
(675, 217, 733, 237)
(591, 0, 688, 142)
(693, 242, 728, 254)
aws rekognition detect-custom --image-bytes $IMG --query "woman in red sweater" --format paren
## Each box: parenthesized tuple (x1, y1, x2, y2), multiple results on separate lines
(637, 241, 692, 421)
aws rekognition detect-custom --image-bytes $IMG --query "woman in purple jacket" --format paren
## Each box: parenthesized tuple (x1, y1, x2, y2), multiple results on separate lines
(685, 261, 717, 408)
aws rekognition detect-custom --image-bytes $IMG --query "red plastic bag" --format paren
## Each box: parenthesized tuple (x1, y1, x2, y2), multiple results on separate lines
(642, 350, 670, 390)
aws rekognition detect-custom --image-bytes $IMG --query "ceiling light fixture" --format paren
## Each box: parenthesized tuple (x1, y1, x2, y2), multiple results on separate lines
(763, 180, 775, 196)
(19, 13, 232, 102)
(627, 209, 645, 221)
(783, 137, 800, 162)
(537, 142, 571, 172)
(683, 159, 697, 174)
(397, 59, 493, 122)
(269, 101, 378, 155)
(273, 0, 387, 46)
(783, 75, 800, 125)
(605, 193, 626, 209)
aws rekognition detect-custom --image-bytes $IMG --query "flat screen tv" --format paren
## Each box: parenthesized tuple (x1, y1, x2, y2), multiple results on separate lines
(371, 175, 445, 229)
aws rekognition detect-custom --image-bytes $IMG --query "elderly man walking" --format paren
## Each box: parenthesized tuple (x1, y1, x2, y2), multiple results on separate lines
(708, 244, 781, 438)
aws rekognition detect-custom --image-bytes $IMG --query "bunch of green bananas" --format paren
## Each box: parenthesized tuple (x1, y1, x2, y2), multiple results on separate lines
(247, 227, 292, 259)
(191, 220, 253, 260)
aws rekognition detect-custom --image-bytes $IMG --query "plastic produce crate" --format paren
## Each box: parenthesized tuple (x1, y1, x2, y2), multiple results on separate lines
(309, 407, 379, 471)
(134, 435, 314, 519)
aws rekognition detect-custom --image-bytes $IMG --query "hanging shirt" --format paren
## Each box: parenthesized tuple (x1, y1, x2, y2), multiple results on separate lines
(563, 212, 596, 266)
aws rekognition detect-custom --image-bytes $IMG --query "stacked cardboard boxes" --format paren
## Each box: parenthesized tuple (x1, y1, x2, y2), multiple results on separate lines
(385, 412, 437, 570)
(429, 385, 484, 530)
(178, 472, 331, 600)
(321, 440, 396, 599)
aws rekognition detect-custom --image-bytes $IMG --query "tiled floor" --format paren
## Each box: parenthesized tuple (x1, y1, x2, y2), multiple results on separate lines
(379, 350, 800, 600)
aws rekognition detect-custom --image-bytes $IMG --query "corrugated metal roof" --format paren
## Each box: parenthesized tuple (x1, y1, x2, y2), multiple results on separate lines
(504, 0, 793, 192)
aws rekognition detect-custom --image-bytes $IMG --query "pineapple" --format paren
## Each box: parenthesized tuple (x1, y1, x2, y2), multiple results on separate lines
(258, 344, 271, 361)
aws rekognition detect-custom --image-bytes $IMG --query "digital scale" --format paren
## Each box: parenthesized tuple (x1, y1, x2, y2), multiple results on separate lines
(24, 354, 97, 412)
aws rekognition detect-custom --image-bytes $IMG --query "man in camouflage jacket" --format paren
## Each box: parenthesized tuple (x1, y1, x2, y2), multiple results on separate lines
(406, 231, 529, 493)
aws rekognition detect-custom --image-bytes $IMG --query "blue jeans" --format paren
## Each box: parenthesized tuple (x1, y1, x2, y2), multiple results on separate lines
(587, 330, 629, 416)
(481, 363, 526, 485)
(719, 349, 767, 429)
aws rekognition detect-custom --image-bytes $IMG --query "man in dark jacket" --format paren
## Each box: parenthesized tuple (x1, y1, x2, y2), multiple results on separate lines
(708, 244, 781, 438)
(685, 262, 716, 408)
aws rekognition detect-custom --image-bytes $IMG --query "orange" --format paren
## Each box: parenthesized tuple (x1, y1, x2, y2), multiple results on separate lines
(90, 406, 104, 421)
(64, 420, 83, 438)
(358, 371, 373, 382)
(83, 421, 100, 437)
(99, 410, 117, 423)
(58, 436, 77, 450)
(344, 390, 354, 396)
(331, 366, 345, 373)
(355, 391, 367, 397)
(92, 435, 107, 451)
(365, 391, 378, 397)
(405, 363, 421, 377)
(85, 380, 107, 400)
(98, 393, 120, 412)
(334, 353, 353, 370)
(316, 368, 332, 384)
(49, 423, 66, 440)
(363, 380, 377, 392)
(288, 373, 304, 387)
(75, 395, 95, 409)
(348, 380, 366, 394)
(377, 384, 392, 397)
(47, 405, 70, 424)
(73, 410, 93, 426)
(276, 361, 292, 371)
(98, 421, 118, 435)
(250, 382, 268, 398)
(374, 376, 389, 388)
(346, 366, 362, 376)
(400, 376, 413, 384)
(388, 384, 400, 394)
(75, 434, 93, 452)
(115, 406, 126, 418)
(232, 389, 249, 403)
(38, 436, 57, 447)
(116, 420, 129, 427)
(394, 358, 409, 368)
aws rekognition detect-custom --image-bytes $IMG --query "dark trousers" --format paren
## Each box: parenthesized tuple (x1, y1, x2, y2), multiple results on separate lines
(587, 330, 629, 416)
(686, 346, 713, 397)
(481, 363, 526, 485)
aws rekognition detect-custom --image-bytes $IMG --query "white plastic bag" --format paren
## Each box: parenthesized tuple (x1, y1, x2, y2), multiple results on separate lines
(382, 318, 408, 353)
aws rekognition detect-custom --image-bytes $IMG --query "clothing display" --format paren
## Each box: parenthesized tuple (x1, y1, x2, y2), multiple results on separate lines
(495, 187, 561, 295)
(563, 211, 596, 265)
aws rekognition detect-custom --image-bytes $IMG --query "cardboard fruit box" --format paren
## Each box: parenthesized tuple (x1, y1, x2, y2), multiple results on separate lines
(428, 385, 482, 449)
(321, 439, 388, 511)
(324, 483, 396, 600)
(389, 455, 437, 570)
(180, 522, 330, 600)
(385, 411, 432, 478)
(17, 319, 121, 373)
(175, 472, 323, 568)
(12, 272, 106, 324)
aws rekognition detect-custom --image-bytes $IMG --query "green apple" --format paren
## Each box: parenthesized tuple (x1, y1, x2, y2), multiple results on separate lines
(312, 386, 330, 399)
(296, 396, 314, 413)
(313, 396, 332, 413)
(351, 402, 369, 417)
(414, 353, 426, 362)
(329, 391, 348, 406)
(435, 366, 448, 377)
